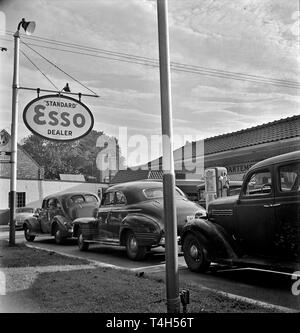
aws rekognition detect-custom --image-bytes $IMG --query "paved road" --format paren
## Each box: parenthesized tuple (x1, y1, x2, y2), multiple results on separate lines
(1, 230, 299, 311)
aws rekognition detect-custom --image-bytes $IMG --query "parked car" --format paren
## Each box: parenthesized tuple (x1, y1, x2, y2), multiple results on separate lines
(72, 181, 206, 260)
(181, 150, 300, 273)
(8, 207, 37, 230)
(23, 192, 100, 244)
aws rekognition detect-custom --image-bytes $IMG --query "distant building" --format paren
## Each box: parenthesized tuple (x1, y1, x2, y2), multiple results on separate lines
(146, 115, 300, 181)
(0, 129, 44, 180)
(111, 115, 300, 200)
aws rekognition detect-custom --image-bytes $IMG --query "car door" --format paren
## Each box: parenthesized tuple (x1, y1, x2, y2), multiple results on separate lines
(96, 191, 115, 241)
(236, 167, 275, 255)
(273, 161, 300, 259)
(110, 191, 128, 240)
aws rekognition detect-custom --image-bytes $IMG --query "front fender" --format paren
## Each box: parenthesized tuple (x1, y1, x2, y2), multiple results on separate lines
(23, 217, 41, 233)
(181, 218, 238, 260)
(120, 214, 162, 247)
(73, 217, 98, 238)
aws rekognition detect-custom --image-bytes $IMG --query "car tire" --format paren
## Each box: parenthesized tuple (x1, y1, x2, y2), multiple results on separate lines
(78, 229, 89, 251)
(125, 231, 146, 261)
(24, 226, 35, 242)
(54, 227, 65, 245)
(182, 233, 210, 273)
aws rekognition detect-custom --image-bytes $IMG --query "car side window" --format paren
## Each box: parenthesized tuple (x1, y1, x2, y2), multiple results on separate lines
(102, 192, 115, 206)
(48, 198, 58, 208)
(279, 162, 300, 192)
(243, 170, 272, 196)
(115, 191, 126, 205)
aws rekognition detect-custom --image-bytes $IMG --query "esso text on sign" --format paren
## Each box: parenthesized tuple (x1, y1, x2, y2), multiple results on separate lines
(23, 94, 94, 142)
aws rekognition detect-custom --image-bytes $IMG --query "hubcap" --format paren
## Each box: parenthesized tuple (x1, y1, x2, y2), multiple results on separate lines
(190, 244, 200, 259)
(129, 236, 138, 251)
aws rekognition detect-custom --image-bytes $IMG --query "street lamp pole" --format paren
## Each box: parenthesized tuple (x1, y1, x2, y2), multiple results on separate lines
(156, 0, 180, 313)
(9, 19, 35, 246)
(9, 30, 20, 246)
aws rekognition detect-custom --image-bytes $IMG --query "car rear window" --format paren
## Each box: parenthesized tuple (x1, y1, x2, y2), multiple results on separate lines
(143, 187, 184, 199)
(84, 194, 98, 203)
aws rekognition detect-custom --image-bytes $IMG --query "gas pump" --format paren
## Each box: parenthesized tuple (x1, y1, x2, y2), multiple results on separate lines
(204, 167, 229, 208)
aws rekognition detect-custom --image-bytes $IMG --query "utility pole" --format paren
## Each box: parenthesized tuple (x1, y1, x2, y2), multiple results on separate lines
(9, 19, 35, 246)
(156, 0, 180, 313)
(9, 30, 20, 246)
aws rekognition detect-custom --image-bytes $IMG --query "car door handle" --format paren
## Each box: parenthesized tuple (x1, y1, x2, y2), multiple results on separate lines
(264, 204, 281, 208)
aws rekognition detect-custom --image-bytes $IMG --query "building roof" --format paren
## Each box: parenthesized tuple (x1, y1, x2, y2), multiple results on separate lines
(203, 115, 300, 156)
(111, 169, 163, 184)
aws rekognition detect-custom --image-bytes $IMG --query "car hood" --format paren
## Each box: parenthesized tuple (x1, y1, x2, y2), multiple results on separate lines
(208, 195, 239, 208)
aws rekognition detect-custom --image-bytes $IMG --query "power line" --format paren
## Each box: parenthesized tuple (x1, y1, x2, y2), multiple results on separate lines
(21, 41, 300, 89)
(11, 31, 300, 88)
(2, 32, 300, 89)
(20, 50, 59, 90)
(21, 41, 98, 96)
(19, 33, 299, 88)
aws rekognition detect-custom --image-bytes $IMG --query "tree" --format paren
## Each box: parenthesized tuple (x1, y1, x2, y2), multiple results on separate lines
(21, 130, 125, 181)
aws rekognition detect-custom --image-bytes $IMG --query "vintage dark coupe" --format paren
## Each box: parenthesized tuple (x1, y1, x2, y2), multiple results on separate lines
(72, 181, 205, 260)
(23, 191, 100, 244)
(181, 150, 300, 273)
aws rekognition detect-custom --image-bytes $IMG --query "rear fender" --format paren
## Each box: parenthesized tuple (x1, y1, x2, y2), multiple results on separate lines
(120, 214, 161, 246)
(181, 218, 238, 260)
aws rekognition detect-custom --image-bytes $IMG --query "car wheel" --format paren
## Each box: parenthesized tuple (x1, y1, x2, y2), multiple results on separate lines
(24, 226, 35, 242)
(54, 227, 65, 245)
(78, 229, 89, 251)
(182, 233, 210, 273)
(126, 231, 146, 261)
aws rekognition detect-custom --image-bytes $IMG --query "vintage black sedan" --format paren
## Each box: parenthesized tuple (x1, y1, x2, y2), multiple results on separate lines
(72, 181, 205, 260)
(23, 191, 100, 244)
(181, 150, 300, 273)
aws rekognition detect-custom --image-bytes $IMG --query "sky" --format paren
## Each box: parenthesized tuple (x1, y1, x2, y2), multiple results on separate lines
(0, 0, 299, 166)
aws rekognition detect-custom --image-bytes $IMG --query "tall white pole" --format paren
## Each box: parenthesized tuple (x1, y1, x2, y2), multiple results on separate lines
(9, 30, 20, 246)
(157, 0, 180, 313)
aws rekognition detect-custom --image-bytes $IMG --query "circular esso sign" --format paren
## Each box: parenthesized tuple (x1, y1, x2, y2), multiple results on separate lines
(23, 94, 94, 142)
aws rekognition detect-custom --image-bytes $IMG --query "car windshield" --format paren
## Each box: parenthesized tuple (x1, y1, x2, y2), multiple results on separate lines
(143, 187, 185, 199)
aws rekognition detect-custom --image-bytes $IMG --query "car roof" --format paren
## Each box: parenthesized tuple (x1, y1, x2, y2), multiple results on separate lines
(107, 180, 163, 192)
(248, 150, 300, 172)
(105, 180, 166, 204)
(43, 191, 99, 201)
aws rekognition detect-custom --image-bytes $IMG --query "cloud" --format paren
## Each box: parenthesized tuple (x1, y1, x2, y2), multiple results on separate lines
(0, 0, 298, 151)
